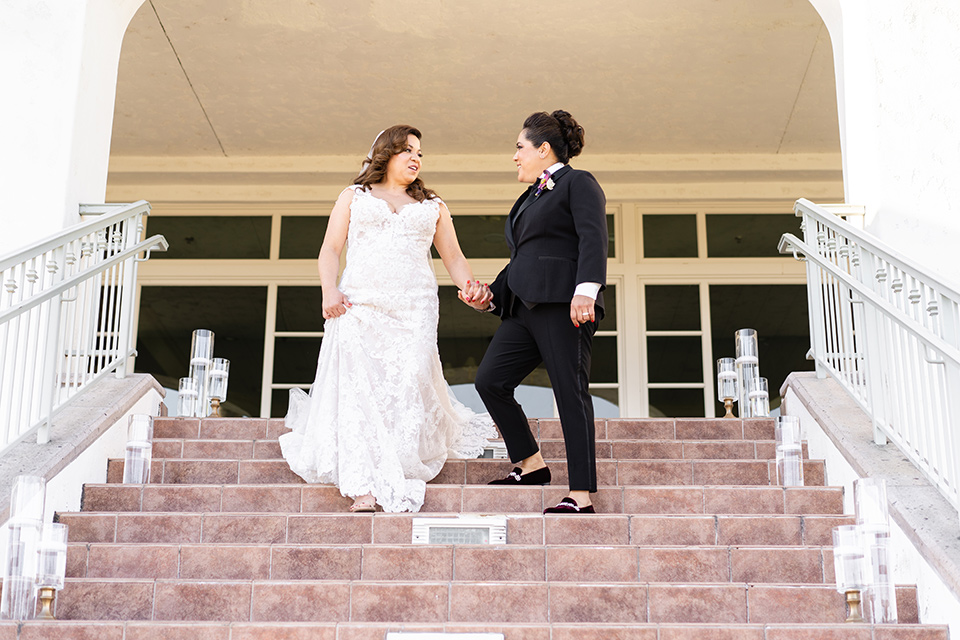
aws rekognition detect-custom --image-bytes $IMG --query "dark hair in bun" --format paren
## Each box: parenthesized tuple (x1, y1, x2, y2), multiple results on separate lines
(521, 110, 585, 164)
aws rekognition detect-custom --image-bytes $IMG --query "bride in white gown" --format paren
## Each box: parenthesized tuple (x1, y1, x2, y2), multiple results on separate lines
(279, 125, 497, 513)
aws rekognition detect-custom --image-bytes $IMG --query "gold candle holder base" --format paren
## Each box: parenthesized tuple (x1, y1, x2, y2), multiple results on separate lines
(723, 398, 735, 418)
(209, 397, 221, 417)
(845, 589, 865, 623)
(36, 586, 56, 620)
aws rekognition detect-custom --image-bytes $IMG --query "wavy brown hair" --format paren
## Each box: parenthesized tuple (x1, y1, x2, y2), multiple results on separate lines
(351, 125, 439, 202)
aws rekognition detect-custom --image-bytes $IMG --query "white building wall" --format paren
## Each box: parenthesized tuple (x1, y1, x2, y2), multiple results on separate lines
(810, 0, 960, 287)
(0, 0, 144, 256)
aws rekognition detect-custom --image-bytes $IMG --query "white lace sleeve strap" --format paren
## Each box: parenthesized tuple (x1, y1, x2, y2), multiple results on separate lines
(341, 184, 364, 197)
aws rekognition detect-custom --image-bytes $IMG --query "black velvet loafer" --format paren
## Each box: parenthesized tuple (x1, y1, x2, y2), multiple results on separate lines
(487, 466, 552, 485)
(543, 497, 596, 514)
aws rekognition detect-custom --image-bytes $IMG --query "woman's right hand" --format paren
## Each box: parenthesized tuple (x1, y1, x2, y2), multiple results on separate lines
(322, 288, 352, 319)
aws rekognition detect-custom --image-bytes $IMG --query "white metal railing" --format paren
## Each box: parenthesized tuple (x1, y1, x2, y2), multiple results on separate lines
(780, 198, 960, 524)
(0, 201, 167, 452)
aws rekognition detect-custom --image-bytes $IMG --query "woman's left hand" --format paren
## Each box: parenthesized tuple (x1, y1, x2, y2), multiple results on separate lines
(570, 294, 595, 327)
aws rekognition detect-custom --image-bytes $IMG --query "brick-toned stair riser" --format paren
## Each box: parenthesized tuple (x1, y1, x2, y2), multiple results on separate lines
(104, 456, 827, 487)
(147, 438, 810, 461)
(151, 417, 778, 442)
(59, 512, 854, 546)
(47, 579, 920, 625)
(0, 622, 949, 640)
(79, 483, 844, 515)
(66, 542, 842, 583)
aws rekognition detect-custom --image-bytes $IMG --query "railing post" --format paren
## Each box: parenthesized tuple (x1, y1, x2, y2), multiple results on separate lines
(36, 248, 65, 445)
(799, 208, 828, 378)
(115, 213, 141, 378)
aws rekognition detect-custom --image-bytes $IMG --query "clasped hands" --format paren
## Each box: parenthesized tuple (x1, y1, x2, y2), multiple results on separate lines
(458, 280, 494, 311)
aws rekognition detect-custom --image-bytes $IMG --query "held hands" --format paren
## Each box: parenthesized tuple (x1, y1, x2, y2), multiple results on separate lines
(570, 294, 595, 327)
(322, 287, 352, 319)
(458, 280, 493, 311)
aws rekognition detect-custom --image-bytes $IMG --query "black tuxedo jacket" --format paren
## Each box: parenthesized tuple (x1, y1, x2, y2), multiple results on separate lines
(490, 165, 608, 319)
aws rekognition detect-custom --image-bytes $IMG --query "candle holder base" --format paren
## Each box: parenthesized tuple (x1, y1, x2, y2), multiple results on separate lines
(209, 398, 222, 418)
(36, 587, 56, 620)
(722, 398, 735, 419)
(845, 589, 865, 623)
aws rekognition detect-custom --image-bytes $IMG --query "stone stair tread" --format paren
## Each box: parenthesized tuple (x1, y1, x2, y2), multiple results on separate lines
(0, 621, 949, 640)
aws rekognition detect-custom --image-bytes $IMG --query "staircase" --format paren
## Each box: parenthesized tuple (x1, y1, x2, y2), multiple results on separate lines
(6, 416, 950, 637)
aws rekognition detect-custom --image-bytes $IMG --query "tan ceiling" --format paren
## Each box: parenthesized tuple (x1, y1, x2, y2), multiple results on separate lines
(106, 0, 842, 202)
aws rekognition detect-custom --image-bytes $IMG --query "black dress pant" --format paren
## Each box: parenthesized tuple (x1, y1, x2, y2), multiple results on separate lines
(475, 300, 597, 492)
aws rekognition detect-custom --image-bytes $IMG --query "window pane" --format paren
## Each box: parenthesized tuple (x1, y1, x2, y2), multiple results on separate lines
(276, 286, 323, 332)
(438, 216, 510, 259)
(600, 284, 617, 331)
(643, 214, 698, 258)
(146, 216, 271, 259)
(706, 214, 799, 257)
(280, 216, 328, 259)
(709, 284, 814, 414)
(645, 285, 700, 331)
(592, 388, 619, 418)
(136, 286, 266, 416)
(649, 388, 705, 418)
(607, 213, 616, 259)
(273, 337, 322, 385)
(647, 336, 703, 383)
(591, 336, 618, 384)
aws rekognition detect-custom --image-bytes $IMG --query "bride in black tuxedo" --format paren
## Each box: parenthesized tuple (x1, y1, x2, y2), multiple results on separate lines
(467, 110, 608, 513)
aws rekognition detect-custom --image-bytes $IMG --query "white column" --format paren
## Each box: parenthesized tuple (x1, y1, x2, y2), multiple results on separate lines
(0, 0, 146, 256)
(808, 0, 960, 285)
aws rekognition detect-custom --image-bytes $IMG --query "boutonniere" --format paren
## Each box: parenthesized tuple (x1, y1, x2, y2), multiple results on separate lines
(534, 176, 556, 197)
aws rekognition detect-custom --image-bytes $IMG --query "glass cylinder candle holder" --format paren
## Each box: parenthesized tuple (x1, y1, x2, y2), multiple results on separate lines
(735, 329, 759, 418)
(36, 523, 68, 591)
(1, 476, 45, 620)
(178, 377, 199, 417)
(747, 377, 770, 417)
(833, 524, 867, 622)
(854, 477, 890, 535)
(716, 357, 738, 418)
(862, 527, 898, 623)
(189, 329, 214, 416)
(122, 414, 153, 484)
(207, 358, 230, 416)
(775, 415, 804, 486)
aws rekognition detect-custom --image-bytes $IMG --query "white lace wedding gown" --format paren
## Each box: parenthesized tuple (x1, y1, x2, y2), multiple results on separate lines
(279, 186, 496, 513)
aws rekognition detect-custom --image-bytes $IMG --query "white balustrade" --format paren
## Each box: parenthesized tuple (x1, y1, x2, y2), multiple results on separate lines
(0, 201, 167, 453)
(780, 199, 960, 526)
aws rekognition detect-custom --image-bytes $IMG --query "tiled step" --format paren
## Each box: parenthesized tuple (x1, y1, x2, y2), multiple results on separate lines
(1, 621, 948, 640)
(78, 483, 844, 516)
(105, 457, 827, 487)
(59, 511, 853, 546)
(152, 417, 777, 442)
(148, 437, 809, 461)
(47, 578, 920, 624)
(65, 542, 839, 584)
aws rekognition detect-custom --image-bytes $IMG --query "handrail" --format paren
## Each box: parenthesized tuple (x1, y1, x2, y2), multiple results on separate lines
(782, 200, 960, 525)
(0, 235, 168, 324)
(1, 201, 166, 454)
(779, 233, 960, 366)
(795, 198, 960, 301)
(0, 201, 151, 272)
